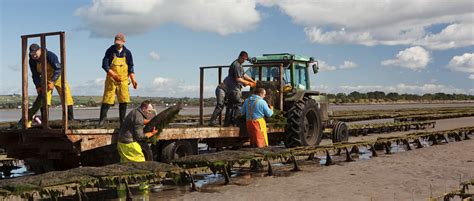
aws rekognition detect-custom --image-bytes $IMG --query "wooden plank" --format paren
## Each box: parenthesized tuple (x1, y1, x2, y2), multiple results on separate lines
(218, 67, 222, 125)
(279, 63, 283, 110)
(21, 31, 63, 38)
(21, 37, 28, 129)
(60, 32, 68, 130)
(40, 36, 49, 128)
(199, 68, 204, 125)
(158, 127, 284, 140)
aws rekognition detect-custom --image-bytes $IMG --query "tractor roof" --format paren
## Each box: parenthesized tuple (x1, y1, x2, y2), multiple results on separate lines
(253, 53, 313, 63)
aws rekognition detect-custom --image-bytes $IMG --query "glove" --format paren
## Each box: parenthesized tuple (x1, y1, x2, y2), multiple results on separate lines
(36, 87, 42, 94)
(129, 73, 138, 89)
(248, 81, 257, 88)
(47, 81, 54, 90)
(107, 70, 121, 82)
(143, 119, 150, 125)
(145, 127, 158, 138)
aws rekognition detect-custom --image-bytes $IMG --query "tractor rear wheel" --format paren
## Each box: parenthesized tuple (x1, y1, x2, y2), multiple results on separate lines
(332, 121, 349, 143)
(284, 97, 323, 148)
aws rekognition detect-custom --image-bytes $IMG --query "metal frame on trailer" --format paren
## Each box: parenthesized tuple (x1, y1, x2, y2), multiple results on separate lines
(21, 31, 68, 131)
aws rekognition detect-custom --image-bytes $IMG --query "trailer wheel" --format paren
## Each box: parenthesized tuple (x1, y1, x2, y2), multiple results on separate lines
(332, 121, 349, 143)
(160, 141, 195, 163)
(284, 97, 323, 148)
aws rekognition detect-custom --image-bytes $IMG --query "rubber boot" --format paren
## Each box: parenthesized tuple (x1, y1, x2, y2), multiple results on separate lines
(67, 105, 74, 121)
(119, 103, 127, 126)
(208, 106, 223, 126)
(98, 104, 110, 127)
(223, 107, 232, 127)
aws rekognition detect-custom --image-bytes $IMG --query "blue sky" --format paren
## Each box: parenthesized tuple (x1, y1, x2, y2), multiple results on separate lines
(1, 0, 473, 97)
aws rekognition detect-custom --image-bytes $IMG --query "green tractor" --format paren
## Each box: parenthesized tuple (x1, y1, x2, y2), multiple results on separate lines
(245, 53, 349, 147)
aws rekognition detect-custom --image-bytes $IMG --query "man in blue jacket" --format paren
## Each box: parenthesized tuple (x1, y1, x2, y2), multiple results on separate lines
(241, 88, 273, 147)
(25, 43, 74, 127)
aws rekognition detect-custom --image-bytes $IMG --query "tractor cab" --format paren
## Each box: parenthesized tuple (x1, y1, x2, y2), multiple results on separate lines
(244, 53, 320, 110)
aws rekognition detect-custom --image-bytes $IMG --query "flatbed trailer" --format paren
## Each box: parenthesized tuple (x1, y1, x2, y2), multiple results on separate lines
(0, 119, 287, 172)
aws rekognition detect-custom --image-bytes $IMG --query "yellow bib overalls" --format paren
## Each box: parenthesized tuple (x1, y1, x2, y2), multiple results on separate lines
(36, 63, 74, 106)
(102, 54, 130, 105)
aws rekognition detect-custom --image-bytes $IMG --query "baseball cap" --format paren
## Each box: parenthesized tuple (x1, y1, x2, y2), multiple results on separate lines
(29, 43, 40, 56)
(114, 33, 126, 45)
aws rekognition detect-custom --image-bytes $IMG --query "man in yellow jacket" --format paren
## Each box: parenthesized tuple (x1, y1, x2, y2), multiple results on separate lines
(99, 33, 138, 126)
(26, 43, 74, 127)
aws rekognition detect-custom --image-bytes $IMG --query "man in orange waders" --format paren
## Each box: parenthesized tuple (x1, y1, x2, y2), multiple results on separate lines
(99, 33, 138, 127)
(241, 88, 274, 148)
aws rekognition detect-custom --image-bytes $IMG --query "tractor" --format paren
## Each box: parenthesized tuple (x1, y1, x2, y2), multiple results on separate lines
(244, 53, 349, 147)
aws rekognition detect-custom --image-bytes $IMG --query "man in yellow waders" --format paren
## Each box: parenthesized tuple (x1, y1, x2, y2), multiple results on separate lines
(117, 100, 158, 162)
(26, 43, 74, 127)
(241, 88, 273, 148)
(99, 33, 138, 127)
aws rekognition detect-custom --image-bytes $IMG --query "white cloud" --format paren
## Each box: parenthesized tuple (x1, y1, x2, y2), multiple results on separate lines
(447, 53, 474, 73)
(313, 83, 466, 95)
(75, 0, 261, 37)
(274, 0, 473, 49)
(415, 23, 474, 50)
(318, 60, 336, 71)
(75, 1, 473, 50)
(339, 60, 358, 69)
(381, 46, 431, 71)
(304, 27, 376, 46)
(149, 51, 161, 61)
(469, 75, 474, 80)
(71, 78, 105, 95)
(146, 76, 214, 97)
(8, 63, 21, 72)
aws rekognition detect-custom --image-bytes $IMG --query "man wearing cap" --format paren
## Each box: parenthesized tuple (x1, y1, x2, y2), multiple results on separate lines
(27, 43, 74, 127)
(99, 33, 138, 126)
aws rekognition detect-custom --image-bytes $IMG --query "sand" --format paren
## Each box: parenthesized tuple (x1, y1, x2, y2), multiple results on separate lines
(177, 117, 474, 201)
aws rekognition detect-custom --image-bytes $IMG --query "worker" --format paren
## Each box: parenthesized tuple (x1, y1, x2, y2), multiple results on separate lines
(241, 88, 273, 148)
(117, 100, 158, 162)
(222, 51, 256, 126)
(99, 33, 138, 127)
(208, 82, 227, 126)
(27, 43, 74, 127)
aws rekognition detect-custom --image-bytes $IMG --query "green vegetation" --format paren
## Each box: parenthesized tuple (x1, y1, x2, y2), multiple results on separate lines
(322, 91, 474, 104)
(0, 95, 216, 109)
(1, 91, 473, 109)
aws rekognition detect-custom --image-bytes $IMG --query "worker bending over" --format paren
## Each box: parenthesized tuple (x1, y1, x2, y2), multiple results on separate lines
(117, 100, 158, 162)
(26, 43, 74, 127)
(99, 33, 138, 127)
(241, 88, 273, 148)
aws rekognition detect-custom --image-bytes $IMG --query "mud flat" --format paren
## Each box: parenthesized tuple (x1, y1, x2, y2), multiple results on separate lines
(177, 117, 474, 201)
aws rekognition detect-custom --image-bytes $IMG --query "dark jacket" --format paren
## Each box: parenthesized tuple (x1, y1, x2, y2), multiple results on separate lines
(102, 45, 134, 74)
(118, 107, 147, 143)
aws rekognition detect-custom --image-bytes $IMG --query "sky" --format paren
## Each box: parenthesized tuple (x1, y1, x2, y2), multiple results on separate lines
(0, 0, 473, 98)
